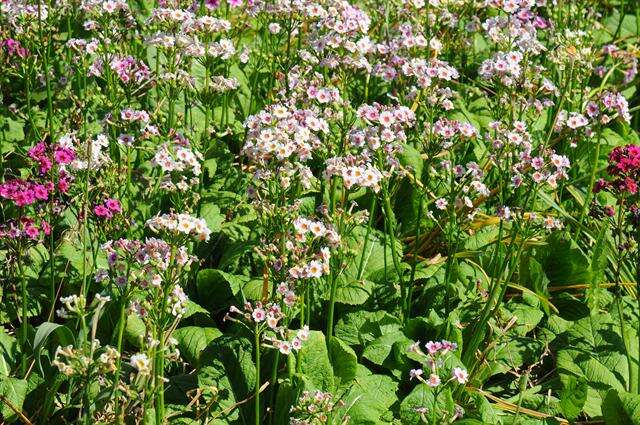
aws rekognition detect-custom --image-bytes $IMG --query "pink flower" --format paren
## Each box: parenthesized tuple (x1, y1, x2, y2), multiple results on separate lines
(452, 367, 468, 384)
(94, 205, 112, 219)
(426, 374, 441, 387)
(105, 198, 122, 213)
(252, 308, 266, 322)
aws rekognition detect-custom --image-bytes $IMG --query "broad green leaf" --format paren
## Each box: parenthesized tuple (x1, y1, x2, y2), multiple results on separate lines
(400, 385, 455, 425)
(199, 336, 256, 423)
(173, 327, 222, 368)
(196, 269, 247, 312)
(32, 322, 74, 374)
(602, 389, 640, 425)
(0, 328, 17, 376)
(200, 203, 224, 233)
(559, 375, 588, 421)
(0, 377, 27, 424)
(539, 234, 592, 286)
(328, 337, 357, 388)
(362, 332, 407, 366)
(334, 311, 402, 347)
(555, 312, 635, 417)
(338, 366, 398, 424)
(297, 331, 334, 391)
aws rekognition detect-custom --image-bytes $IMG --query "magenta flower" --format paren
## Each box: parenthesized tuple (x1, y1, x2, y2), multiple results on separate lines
(105, 198, 122, 213)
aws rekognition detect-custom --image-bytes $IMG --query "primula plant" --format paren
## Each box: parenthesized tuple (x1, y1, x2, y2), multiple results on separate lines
(1, 0, 640, 424)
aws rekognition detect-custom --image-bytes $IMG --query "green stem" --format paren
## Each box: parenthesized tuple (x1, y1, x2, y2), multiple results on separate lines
(17, 245, 27, 376)
(356, 197, 377, 281)
(326, 268, 338, 340)
(254, 328, 261, 425)
(382, 187, 406, 320)
(112, 298, 127, 423)
(575, 128, 602, 238)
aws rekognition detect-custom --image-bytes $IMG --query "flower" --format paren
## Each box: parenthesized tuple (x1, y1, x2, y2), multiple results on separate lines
(426, 373, 441, 387)
(130, 353, 151, 375)
(452, 367, 468, 384)
(409, 369, 423, 380)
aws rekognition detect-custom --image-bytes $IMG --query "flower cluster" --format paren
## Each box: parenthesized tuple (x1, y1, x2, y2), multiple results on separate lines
(0, 217, 51, 240)
(53, 342, 120, 377)
(28, 140, 76, 174)
(0, 179, 51, 207)
(226, 302, 311, 355)
(290, 390, 343, 424)
(152, 134, 203, 192)
(306, 0, 373, 70)
(145, 212, 211, 242)
(108, 55, 151, 84)
(98, 237, 195, 288)
(408, 340, 468, 388)
(595, 145, 640, 196)
(479, 51, 523, 86)
(243, 103, 329, 165)
(93, 198, 122, 219)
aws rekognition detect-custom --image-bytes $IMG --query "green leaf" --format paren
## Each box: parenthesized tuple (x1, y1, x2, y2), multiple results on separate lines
(400, 385, 455, 425)
(554, 312, 635, 417)
(125, 313, 146, 347)
(198, 336, 256, 423)
(200, 203, 224, 233)
(332, 227, 401, 305)
(586, 226, 608, 312)
(559, 375, 588, 421)
(328, 337, 357, 388)
(0, 328, 17, 377)
(172, 327, 222, 368)
(202, 158, 217, 177)
(0, 377, 27, 424)
(362, 332, 407, 366)
(32, 322, 74, 374)
(297, 331, 334, 391)
(540, 234, 592, 286)
(602, 389, 640, 425)
(335, 311, 402, 347)
(338, 366, 398, 424)
(196, 269, 247, 312)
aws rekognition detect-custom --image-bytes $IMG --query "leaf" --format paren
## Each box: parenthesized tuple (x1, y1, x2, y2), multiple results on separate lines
(297, 331, 334, 391)
(200, 203, 224, 233)
(32, 322, 74, 374)
(539, 234, 592, 286)
(202, 158, 217, 178)
(559, 375, 588, 421)
(328, 337, 357, 388)
(603, 389, 640, 425)
(198, 336, 256, 423)
(335, 311, 402, 347)
(172, 327, 222, 368)
(196, 269, 247, 312)
(400, 385, 455, 425)
(125, 313, 146, 347)
(0, 377, 27, 424)
(181, 300, 210, 320)
(331, 227, 401, 305)
(333, 279, 374, 306)
(554, 312, 635, 417)
(0, 328, 17, 377)
(362, 332, 407, 366)
(586, 226, 608, 312)
(338, 366, 398, 424)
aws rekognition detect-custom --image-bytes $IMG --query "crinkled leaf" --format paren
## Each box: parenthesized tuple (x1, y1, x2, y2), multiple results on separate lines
(173, 327, 222, 368)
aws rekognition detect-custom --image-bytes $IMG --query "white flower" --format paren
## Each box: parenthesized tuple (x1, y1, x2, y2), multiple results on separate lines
(130, 353, 151, 375)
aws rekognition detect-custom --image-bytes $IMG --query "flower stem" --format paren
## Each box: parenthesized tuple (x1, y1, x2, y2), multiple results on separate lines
(254, 328, 261, 425)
